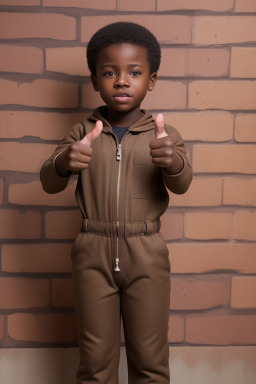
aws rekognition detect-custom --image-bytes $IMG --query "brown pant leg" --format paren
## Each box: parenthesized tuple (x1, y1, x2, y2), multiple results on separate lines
(121, 233, 170, 384)
(71, 233, 121, 384)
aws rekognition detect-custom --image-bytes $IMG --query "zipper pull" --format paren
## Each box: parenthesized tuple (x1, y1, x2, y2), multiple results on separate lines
(114, 257, 120, 272)
(116, 144, 122, 161)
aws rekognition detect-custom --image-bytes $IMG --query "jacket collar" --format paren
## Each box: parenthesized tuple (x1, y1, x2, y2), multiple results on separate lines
(87, 106, 155, 133)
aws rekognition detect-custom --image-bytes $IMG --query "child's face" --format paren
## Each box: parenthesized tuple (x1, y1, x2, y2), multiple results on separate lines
(91, 43, 157, 114)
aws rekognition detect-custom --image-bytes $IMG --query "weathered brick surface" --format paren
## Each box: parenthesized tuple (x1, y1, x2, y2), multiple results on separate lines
(0, 46, 43, 74)
(186, 314, 256, 345)
(234, 211, 256, 241)
(0, 79, 78, 108)
(8, 313, 77, 343)
(161, 212, 184, 240)
(168, 243, 256, 274)
(235, 114, 256, 142)
(193, 144, 256, 174)
(46, 47, 89, 77)
(168, 316, 185, 343)
(159, 48, 229, 78)
(235, 0, 256, 12)
(0, 178, 3, 205)
(185, 212, 232, 240)
(1, 243, 72, 273)
(81, 15, 192, 44)
(0, 0, 39, 4)
(0, 209, 41, 239)
(158, 0, 233, 11)
(0, 316, 4, 340)
(193, 16, 256, 45)
(45, 210, 81, 239)
(9, 180, 77, 206)
(0, 111, 84, 140)
(0, 13, 76, 40)
(43, 0, 116, 9)
(169, 177, 222, 207)
(170, 278, 230, 310)
(189, 81, 256, 110)
(52, 278, 74, 308)
(118, 0, 155, 11)
(231, 48, 256, 78)
(0, 278, 49, 309)
(231, 277, 256, 309)
(223, 178, 256, 206)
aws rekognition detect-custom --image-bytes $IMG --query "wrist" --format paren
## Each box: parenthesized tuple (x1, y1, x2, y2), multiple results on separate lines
(55, 151, 72, 178)
(164, 152, 184, 175)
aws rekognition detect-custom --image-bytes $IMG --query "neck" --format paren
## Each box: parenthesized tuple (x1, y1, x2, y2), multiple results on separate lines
(105, 107, 143, 127)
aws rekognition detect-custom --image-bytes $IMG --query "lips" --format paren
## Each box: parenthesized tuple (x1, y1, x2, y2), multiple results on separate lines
(113, 93, 131, 103)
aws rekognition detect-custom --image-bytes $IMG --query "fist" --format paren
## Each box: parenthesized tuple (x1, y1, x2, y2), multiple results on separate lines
(149, 114, 174, 168)
(56, 120, 103, 176)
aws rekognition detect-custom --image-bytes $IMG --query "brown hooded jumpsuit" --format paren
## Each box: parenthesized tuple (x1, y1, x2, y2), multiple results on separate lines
(40, 106, 192, 384)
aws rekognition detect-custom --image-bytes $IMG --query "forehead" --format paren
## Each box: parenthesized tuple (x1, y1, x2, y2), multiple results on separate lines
(97, 43, 149, 67)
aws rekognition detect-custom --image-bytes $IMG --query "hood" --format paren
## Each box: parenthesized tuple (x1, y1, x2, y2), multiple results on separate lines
(88, 106, 155, 133)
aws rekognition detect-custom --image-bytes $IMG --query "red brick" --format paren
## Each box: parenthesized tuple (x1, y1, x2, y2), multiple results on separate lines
(0, 278, 49, 309)
(161, 211, 183, 241)
(82, 80, 187, 110)
(193, 16, 256, 45)
(168, 243, 256, 274)
(0, 79, 78, 108)
(1, 243, 72, 273)
(235, 114, 256, 142)
(0, 209, 41, 239)
(8, 313, 76, 343)
(0, 111, 84, 140)
(235, 0, 256, 12)
(231, 48, 256, 78)
(168, 316, 184, 343)
(9, 180, 77, 206)
(223, 178, 256, 206)
(170, 277, 230, 310)
(231, 277, 256, 309)
(0, 12, 76, 40)
(118, 0, 155, 11)
(169, 177, 222, 207)
(46, 47, 89, 76)
(158, 0, 233, 11)
(45, 210, 81, 239)
(81, 15, 192, 44)
(189, 80, 256, 110)
(0, 0, 39, 4)
(185, 212, 232, 240)
(43, 0, 116, 8)
(0, 178, 3, 205)
(52, 278, 74, 308)
(0, 45, 43, 74)
(0, 142, 55, 172)
(186, 314, 256, 345)
(163, 111, 233, 142)
(0, 315, 4, 340)
(159, 48, 229, 77)
(193, 144, 256, 174)
(234, 211, 256, 241)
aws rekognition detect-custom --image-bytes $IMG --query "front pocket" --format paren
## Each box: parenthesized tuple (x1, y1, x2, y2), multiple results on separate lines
(133, 152, 162, 200)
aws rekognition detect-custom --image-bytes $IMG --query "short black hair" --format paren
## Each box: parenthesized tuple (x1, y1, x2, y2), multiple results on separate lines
(86, 22, 161, 76)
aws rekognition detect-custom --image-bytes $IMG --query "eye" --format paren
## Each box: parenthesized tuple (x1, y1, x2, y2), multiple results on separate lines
(130, 71, 141, 77)
(103, 71, 115, 77)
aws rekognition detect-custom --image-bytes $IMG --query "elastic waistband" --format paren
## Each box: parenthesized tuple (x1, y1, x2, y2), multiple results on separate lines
(81, 218, 160, 237)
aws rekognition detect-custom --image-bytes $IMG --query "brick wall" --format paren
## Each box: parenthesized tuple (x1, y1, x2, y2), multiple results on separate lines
(0, 0, 256, 349)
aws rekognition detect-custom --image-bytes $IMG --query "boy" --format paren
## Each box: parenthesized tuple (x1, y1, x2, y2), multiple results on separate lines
(40, 22, 192, 384)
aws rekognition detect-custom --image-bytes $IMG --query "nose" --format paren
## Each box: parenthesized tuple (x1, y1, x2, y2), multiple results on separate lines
(114, 72, 129, 87)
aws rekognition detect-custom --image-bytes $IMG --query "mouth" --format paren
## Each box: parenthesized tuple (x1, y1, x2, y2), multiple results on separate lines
(113, 93, 131, 103)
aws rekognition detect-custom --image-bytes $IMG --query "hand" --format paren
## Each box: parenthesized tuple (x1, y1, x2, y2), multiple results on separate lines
(149, 114, 183, 175)
(55, 120, 103, 177)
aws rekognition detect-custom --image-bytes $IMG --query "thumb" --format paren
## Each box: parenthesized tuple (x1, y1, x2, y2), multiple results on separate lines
(154, 113, 168, 139)
(81, 120, 103, 146)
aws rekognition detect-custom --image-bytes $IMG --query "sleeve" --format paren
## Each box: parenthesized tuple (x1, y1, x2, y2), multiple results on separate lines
(161, 124, 193, 195)
(40, 122, 84, 194)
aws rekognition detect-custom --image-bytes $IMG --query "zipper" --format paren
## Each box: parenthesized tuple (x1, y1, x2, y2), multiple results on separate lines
(114, 143, 122, 272)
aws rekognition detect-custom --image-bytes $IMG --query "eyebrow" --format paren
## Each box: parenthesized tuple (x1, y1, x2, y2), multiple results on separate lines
(100, 64, 144, 69)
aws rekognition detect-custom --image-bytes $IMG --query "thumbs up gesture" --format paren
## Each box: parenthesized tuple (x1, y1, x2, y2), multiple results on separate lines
(55, 120, 103, 177)
(149, 114, 174, 169)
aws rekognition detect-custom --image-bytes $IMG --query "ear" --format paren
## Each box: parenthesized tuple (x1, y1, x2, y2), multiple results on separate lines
(148, 72, 157, 91)
(91, 74, 99, 92)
